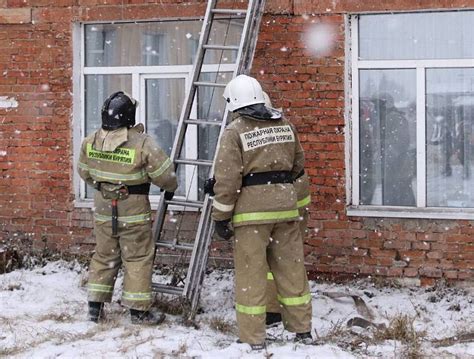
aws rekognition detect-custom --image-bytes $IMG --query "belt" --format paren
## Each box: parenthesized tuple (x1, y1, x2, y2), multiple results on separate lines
(295, 169, 305, 179)
(242, 171, 293, 187)
(97, 182, 150, 195)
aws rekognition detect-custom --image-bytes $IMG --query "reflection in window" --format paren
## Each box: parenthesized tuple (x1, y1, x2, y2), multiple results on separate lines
(359, 70, 417, 206)
(142, 33, 166, 66)
(427, 69, 474, 207)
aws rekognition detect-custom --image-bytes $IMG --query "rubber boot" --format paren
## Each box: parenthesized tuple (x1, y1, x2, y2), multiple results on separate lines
(294, 331, 313, 345)
(236, 339, 266, 351)
(88, 301, 104, 323)
(265, 312, 282, 327)
(130, 309, 166, 325)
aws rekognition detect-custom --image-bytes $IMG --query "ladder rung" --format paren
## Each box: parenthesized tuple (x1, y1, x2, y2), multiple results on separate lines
(175, 159, 213, 166)
(151, 283, 184, 296)
(185, 119, 222, 126)
(194, 81, 226, 88)
(203, 44, 240, 51)
(211, 9, 247, 15)
(166, 199, 204, 208)
(157, 241, 194, 251)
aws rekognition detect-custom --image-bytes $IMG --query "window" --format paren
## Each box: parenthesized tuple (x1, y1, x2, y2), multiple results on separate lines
(75, 19, 242, 205)
(349, 11, 474, 219)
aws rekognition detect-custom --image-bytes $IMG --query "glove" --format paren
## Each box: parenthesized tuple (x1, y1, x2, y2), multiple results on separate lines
(214, 219, 234, 240)
(203, 177, 216, 196)
(164, 191, 174, 201)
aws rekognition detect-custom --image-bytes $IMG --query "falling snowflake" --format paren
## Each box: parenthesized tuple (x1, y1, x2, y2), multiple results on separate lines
(302, 22, 337, 58)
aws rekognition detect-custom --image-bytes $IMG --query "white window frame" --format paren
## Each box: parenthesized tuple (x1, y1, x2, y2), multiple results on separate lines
(347, 13, 474, 220)
(73, 21, 236, 209)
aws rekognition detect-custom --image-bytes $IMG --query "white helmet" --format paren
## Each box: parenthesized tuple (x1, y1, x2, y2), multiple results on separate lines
(223, 74, 265, 112)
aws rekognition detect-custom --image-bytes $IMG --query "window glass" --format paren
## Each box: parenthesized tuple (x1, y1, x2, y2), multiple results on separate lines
(145, 78, 186, 196)
(359, 70, 417, 206)
(426, 68, 474, 207)
(196, 72, 233, 199)
(359, 12, 474, 60)
(85, 19, 243, 67)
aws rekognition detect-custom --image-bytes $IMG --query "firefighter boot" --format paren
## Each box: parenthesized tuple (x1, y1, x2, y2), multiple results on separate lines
(130, 309, 166, 325)
(236, 339, 266, 351)
(294, 332, 313, 345)
(266, 312, 282, 327)
(88, 301, 105, 323)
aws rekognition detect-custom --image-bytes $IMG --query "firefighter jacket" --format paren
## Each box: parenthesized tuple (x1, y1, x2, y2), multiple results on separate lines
(295, 171, 311, 214)
(212, 113, 305, 227)
(77, 124, 177, 225)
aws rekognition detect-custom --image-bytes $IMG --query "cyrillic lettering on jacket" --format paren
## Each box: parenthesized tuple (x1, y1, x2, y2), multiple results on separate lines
(240, 125, 295, 151)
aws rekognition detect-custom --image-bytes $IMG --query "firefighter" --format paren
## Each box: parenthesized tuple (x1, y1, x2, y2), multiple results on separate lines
(211, 75, 313, 349)
(262, 92, 312, 328)
(77, 91, 178, 325)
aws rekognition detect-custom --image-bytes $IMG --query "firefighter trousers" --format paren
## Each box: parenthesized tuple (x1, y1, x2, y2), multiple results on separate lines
(87, 221, 154, 311)
(267, 210, 308, 313)
(234, 221, 312, 345)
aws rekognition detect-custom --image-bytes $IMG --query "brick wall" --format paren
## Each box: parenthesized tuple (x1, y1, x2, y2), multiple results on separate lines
(0, 0, 472, 283)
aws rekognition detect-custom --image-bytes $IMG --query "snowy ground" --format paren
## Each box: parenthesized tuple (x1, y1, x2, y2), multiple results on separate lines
(1, 261, 473, 358)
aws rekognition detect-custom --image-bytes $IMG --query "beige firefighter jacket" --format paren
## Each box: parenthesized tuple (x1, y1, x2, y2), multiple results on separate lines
(212, 113, 304, 227)
(77, 124, 177, 224)
(295, 171, 311, 213)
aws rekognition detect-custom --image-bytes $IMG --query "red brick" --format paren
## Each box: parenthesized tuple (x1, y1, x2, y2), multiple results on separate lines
(0, 2, 471, 284)
(0, 8, 31, 24)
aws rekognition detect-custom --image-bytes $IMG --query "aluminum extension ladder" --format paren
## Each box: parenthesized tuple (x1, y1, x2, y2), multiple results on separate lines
(151, 0, 266, 316)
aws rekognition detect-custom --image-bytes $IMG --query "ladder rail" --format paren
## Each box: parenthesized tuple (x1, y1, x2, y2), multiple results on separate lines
(151, 0, 267, 316)
(183, 0, 265, 309)
(151, 0, 217, 242)
(181, 0, 255, 297)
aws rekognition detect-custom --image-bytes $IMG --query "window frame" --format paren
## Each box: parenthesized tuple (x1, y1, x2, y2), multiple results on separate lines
(347, 13, 474, 220)
(73, 21, 236, 209)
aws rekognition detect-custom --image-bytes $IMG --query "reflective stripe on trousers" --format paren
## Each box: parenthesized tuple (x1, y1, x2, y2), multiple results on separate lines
(122, 291, 152, 301)
(277, 292, 312, 306)
(94, 212, 151, 224)
(236, 303, 266, 315)
(88, 283, 113, 294)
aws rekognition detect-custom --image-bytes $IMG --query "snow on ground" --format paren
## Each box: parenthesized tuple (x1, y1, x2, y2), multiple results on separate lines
(0, 261, 473, 358)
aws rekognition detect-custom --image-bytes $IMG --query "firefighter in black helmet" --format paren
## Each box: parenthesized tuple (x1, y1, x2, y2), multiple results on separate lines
(101, 91, 137, 130)
(78, 91, 178, 324)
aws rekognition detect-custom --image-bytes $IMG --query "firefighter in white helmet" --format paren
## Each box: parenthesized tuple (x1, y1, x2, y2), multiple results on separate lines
(211, 75, 313, 349)
(261, 92, 312, 328)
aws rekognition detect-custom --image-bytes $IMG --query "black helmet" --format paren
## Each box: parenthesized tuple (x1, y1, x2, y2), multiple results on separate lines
(101, 91, 137, 130)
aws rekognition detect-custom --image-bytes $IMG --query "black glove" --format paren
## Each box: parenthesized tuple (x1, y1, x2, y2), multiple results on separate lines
(214, 219, 234, 240)
(164, 191, 174, 201)
(204, 177, 216, 196)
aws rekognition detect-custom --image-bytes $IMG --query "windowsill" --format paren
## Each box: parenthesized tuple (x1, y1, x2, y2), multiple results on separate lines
(347, 205, 474, 220)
